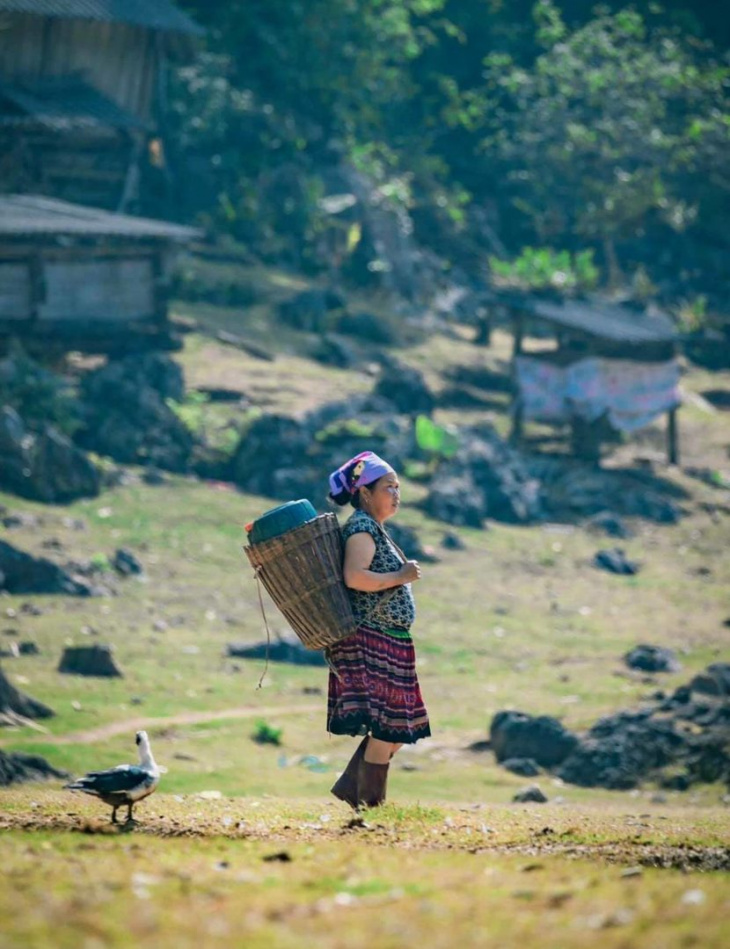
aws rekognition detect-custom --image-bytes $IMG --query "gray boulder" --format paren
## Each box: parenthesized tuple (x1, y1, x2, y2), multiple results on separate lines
(279, 289, 345, 332)
(594, 548, 640, 576)
(227, 637, 327, 667)
(425, 474, 486, 528)
(490, 710, 579, 768)
(503, 757, 540, 777)
(624, 644, 681, 674)
(0, 540, 96, 596)
(373, 362, 435, 416)
(77, 354, 192, 472)
(0, 663, 54, 721)
(112, 548, 144, 577)
(690, 663, 730, 697)
(231, 397, 413, 506)
(425, 426, 542, 526)
(0, 406, 100, 503)
(512, 784, 548, 803)
(58, 644, 123, 677)
(0, 750, 68, 786)
(557, 710, 687, 790)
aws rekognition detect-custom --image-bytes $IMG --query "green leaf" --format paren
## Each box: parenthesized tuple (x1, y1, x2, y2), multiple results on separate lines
(415, 415, 459, 458)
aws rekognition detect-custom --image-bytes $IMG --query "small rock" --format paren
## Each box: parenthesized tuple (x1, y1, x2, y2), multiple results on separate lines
(502, 757, 540, 777)
(512, 784, 548, 803)
(586, 512, 633, 539)
(441, 532, 466, 551)
(689, 662, 730, 697)
(112, 548, 144, 577)
(18, 641, 39, 656)
(142, 468, 166, 486)
(593, 548, 640, 576)
(681, 889, 706, 906)
(624, 644, 681, 674)
(40, 538, 64, 551)
(620, 867, 643, 878)
(19, 602, 43, 616)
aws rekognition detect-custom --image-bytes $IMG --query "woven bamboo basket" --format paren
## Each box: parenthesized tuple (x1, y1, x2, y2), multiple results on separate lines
(244, 512, 358, 650)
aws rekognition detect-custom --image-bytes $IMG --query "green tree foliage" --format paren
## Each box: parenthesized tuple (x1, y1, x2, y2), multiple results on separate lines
(173, 1, 730, 300)
(489, 247, 599, 293)
(480, 2, 730, 280)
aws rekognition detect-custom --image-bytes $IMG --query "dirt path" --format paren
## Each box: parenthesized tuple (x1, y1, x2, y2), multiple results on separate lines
(0, 703, 320, 745)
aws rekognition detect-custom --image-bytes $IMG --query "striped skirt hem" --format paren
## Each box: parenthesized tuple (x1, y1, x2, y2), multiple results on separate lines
(326, 623, 431, 744)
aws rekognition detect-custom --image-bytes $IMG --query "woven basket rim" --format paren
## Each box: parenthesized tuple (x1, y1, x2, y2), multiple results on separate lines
(244, 511, 337, 556)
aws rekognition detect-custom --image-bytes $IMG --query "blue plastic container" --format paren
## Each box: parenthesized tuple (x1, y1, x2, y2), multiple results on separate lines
(248, 499, 318, 545)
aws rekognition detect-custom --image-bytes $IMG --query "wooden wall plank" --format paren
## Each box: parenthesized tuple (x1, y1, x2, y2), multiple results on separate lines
(0, 16, 155, 121)
(0, 263, 32, 319)
(39, 259, 154, 321)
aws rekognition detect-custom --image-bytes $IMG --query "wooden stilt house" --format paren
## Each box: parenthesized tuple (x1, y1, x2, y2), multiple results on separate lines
(0, 194, 201, 354)
(0, 1, 204, 353)
(0, 0, 203, 212)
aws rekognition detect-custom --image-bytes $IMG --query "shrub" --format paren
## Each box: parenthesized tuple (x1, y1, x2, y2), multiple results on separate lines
(252, 720, 282, 746)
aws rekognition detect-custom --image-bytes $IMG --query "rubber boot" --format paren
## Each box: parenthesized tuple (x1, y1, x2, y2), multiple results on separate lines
(331, 736, 369, 808)
(356, 758, 389, 808)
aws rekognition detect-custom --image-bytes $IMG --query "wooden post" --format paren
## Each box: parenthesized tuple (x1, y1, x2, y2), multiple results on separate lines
(509, 311, 525, 443)
(28, 251, 45, 323)
(511, 313, 524, 362)
(667, 407, 679, 466)
(510, 401, 524, 443)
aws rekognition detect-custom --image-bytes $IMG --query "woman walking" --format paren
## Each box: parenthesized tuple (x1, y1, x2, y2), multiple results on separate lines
(327, 451, 431, 808)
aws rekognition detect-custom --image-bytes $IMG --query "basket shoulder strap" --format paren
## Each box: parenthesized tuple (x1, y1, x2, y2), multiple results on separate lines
(359, 518, 408, 624)
(373, 519, 408, 564)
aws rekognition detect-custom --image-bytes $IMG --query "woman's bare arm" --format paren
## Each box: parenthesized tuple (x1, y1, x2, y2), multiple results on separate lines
(343, 532, 421, 591)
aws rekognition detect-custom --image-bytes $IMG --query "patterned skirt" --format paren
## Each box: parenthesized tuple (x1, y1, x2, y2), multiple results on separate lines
(326, 623, 431, 744)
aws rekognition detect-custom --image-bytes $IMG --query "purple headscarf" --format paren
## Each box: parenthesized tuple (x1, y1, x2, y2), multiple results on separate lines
(328, 451, 394, 501)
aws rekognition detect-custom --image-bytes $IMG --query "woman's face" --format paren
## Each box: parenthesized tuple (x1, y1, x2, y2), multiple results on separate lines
(361, 472, 401, 522)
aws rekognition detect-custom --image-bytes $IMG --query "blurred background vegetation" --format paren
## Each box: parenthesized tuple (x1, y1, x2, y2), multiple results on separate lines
(165, 0, 729, 314)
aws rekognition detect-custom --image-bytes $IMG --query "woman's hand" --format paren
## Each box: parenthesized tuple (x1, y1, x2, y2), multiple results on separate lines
(398, 560, 421, 583)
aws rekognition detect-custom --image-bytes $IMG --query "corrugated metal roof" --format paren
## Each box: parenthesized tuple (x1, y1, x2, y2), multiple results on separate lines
(0, 0, 203, 35)
(533, 298, 677, 343)
(0, 195, 202, 241)
(501, 293, 677, 344)
(0, 77, 149, 130)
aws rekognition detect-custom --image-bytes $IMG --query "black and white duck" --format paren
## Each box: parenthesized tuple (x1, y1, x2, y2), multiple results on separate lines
(65, 730, 163, 824)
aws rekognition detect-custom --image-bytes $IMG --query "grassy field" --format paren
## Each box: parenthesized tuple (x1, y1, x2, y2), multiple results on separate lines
(1, 267, 729, 946)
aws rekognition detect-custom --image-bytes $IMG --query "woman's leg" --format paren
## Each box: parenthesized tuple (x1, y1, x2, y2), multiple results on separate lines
(358, 737, 390, 806)
(390, 743, 403, 758)
(363, 736, 392, 764)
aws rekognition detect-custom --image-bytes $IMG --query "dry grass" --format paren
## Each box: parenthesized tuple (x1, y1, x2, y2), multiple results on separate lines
(1, 791, 729, 948)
